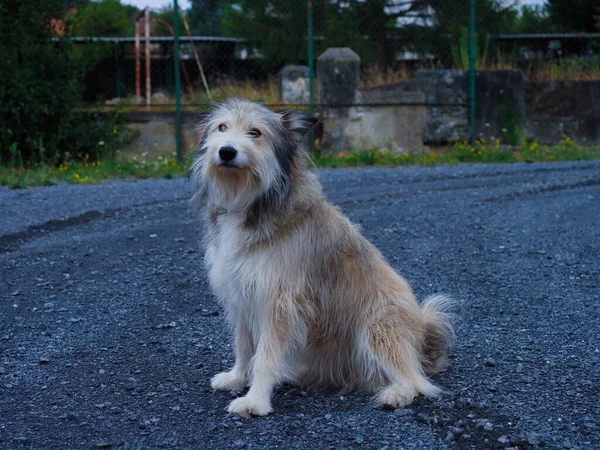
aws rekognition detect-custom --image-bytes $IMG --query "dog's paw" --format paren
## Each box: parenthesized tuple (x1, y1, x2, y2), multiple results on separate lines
(211, 371, 247, 391)
(376, 383, 417, 410)
(227, 396, 273, 417)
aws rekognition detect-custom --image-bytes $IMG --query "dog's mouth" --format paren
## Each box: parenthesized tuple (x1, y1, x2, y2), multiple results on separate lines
(217, 161, 242, 170)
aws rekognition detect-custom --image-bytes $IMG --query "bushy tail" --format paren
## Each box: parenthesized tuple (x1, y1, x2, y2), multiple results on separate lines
(420, 294, 455, 375)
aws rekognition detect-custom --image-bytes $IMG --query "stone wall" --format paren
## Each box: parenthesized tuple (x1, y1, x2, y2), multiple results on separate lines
(416, 70, 469, 143)
(525, 80, 600, 143)
(122, 111, 199, 159)
(317, 48, 425, 153)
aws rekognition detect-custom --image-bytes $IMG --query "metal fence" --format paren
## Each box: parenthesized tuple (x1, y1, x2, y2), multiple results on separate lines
(75, 1, 599, 157)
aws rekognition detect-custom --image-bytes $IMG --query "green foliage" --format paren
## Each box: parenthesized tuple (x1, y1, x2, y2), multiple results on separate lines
(421, 0, 517, 66)
(546, 0, 599, 33)
(69, 0, 136, 37)
(451, 26, 490, 70)
(312, 138, 600, 169)
(0, 0, 132, 166)
(188, 0, 222, 35)
(0, 154, 187, 189)
(221, 0, 313, 68)
(152, 7, 185, 36)
(512, 5, 555, 34)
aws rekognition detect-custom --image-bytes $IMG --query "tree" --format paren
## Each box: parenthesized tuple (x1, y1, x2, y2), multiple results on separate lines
(0, 0, 127, 164)
(546, 0, 599, 33)
(69, 0, 137, 37)
(152, 7, 186, 36)
(221, 0, 318, 67)
(218, 0, 523, 70)
(512, 5, 555, 34)
(188, 0, 222, 35)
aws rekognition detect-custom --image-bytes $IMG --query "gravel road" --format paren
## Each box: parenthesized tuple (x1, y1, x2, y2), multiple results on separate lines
(1, 161, 599, 449)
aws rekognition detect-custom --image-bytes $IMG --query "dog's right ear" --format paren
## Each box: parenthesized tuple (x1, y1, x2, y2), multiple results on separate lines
(195, 111, 214, 154)
(281, 110, 318, 138)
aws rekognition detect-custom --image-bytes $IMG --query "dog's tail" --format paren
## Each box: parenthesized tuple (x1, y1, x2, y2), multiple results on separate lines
(420, 294, 455, 375)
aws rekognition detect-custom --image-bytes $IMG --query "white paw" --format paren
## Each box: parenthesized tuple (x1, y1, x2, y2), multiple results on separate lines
(227, 396, 273, 417)
(211, 371, 247, 391)
(376, 384, 417, 409)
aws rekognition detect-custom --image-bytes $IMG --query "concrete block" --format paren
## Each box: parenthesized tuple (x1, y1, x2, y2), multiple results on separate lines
(278, 65, 310, 104)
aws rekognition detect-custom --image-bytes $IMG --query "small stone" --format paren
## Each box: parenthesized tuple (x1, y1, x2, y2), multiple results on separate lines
(324, 414, 332, 420)
(483, 358, 496, 367)
(39, 357, 50, 364)
(96, 442, 111, 448)
(0, 366, 6, 375)
(354, 435, 364, 444)
(11, 290, 21, 296)
(498, 435, 510, 444)
(155, 322, 176, 329)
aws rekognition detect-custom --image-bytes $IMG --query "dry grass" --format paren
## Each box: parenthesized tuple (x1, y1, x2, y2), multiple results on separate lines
(184, 76, 280, 105)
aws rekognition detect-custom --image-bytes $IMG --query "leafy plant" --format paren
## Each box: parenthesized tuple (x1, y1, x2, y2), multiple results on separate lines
(452, 26, 490, 70)
(0, 0, 133, 166)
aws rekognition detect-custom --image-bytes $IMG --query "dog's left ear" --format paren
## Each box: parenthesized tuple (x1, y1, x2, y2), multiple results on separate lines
(281, 110, 318, 137)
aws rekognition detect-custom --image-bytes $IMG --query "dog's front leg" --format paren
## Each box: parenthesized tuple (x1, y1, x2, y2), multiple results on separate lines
(211, 322, 253, 391)
(227, 324, 287, 417)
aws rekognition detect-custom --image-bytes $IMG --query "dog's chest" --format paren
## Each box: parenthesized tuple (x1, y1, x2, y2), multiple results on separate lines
(205, 214, 266, 304)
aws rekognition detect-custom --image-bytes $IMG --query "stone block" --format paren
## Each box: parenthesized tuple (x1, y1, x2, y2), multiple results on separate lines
(278, 65, 310, 104)
(317, 48, 360, 106)
(416, 70, 469, 144)
(475, 70, 525, 143)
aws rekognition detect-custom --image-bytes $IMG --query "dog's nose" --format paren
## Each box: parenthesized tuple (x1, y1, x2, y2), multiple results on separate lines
(219, 146, 237, 162)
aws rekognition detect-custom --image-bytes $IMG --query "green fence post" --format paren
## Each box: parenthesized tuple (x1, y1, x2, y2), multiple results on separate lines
(469, 0, 476, 144)
(115, 41, 125, 98)
(174, 0, 183, 161)
(307, 0, 314, 117)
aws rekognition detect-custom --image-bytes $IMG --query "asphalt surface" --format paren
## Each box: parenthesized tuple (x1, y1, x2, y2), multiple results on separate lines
(1, 161, 599, 449)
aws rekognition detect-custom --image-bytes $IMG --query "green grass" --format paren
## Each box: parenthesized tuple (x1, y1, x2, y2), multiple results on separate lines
(1, 137, 599, 189)
(0, 155, 188, 189)
(313, 137, 600, 168)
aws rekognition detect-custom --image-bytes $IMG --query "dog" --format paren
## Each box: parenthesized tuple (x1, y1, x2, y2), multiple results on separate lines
(190, 99, 454, 417)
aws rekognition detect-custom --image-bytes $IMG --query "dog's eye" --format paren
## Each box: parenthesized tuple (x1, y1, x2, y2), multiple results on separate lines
(248, 128, 262, 138)
(218, 123, 227, 132)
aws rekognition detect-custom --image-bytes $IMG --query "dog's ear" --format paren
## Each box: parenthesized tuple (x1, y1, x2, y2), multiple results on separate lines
(281, 110, 318, 137)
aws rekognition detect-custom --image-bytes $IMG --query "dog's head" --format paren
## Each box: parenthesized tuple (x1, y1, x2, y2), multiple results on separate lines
(191, 99, 316, 215)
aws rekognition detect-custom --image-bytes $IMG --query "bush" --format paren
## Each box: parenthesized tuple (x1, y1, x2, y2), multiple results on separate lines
(0, 0, 131, 166)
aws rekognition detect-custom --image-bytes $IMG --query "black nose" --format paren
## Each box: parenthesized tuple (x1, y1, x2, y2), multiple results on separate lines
(219, 146, 237, 162)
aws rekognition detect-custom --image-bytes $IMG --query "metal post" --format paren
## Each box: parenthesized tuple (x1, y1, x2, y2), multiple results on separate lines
(307, 0, 314, 117)
(468, 0, 476, 144)
(115, 42, 124, 98)
(135, 19, 141, 104)
(145, 7, 151, 111)
(174, 0, 183, 161)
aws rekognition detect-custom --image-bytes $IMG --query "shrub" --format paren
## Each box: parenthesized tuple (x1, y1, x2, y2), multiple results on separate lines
(0, 0, 131, 166)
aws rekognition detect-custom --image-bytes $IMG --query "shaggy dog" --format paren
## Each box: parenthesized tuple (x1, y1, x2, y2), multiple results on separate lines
(190, 99, 453, 417)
